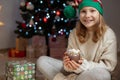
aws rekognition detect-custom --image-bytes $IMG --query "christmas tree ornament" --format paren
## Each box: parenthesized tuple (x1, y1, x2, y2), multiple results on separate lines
(56, 10, 61, 16)
(43, 17, 47, 23)
(29, 19, 34, 25)
(26, 2, 34, 10)
(55, 15, 60, 20)
(20, 2, 25, 7)
(21, 23, 26, 28)
(51, 35, 57, 42)
(51, 25, 56, 35)
(63, 5, 76, 18)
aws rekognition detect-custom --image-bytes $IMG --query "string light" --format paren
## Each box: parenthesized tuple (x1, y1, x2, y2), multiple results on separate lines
(43, 17, 47, 23)
(19, 29, 22, 32)
(50, 0, 54, 4)
(48, 33, 51, 37)
(35, 22, 38, 25)
(29, 24, 32, 27)
(15, 0, 76, 38)
(38, 26, 42, 30)
(56, 11, 60, 16)
(40, 0, 43, 4)
(26, 32, 28, 35)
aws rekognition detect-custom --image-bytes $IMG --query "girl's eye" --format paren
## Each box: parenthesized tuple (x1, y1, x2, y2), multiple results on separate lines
(90, 9, 96, 12)
(80, 10, 86, 13)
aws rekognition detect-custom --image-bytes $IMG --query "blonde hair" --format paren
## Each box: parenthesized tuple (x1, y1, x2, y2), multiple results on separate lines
(76, 15, 107, 43)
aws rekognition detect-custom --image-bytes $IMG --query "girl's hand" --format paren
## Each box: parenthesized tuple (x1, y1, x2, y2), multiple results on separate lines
(68, 58, 83, 70)
(63, 54, 71, 67)
(63, 53, 83, 70)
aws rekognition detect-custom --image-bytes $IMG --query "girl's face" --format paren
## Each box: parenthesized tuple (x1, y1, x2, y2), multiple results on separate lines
(79, 7, 100, 31)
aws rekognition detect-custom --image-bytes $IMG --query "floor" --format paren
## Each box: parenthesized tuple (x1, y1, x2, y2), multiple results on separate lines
(0, 48, 64, 80)
(0, 50, 45, 80)
(0, 49, 120, 80)
(0, 36, 67, 80)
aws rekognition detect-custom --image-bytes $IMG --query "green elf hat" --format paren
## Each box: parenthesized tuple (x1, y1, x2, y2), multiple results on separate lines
(63, 5, 76, 19)
(78, 0, 103, 15)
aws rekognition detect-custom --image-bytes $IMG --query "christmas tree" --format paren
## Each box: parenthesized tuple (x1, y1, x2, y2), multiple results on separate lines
(14, 0, 76, 39)
(14, 0, 77, 56)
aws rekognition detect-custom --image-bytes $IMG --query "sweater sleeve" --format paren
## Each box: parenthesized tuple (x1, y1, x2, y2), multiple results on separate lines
(89, 37, 117, 72)
(97, 29, 117, 72)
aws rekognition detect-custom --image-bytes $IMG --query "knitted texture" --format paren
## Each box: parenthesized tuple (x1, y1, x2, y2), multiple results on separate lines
(78, 0, 103, 15)
(63, 5, 76, 18)
(63, 0, 103, 18)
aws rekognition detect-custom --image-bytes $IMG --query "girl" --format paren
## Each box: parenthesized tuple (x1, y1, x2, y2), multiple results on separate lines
(37, 0, 117, 80)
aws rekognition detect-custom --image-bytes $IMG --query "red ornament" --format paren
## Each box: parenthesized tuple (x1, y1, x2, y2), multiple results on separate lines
(43, 17, 47, 23)
(56, 11, 60, 16)
(26, 2, 29, 6)
(21, 23, 26, 28)
(51, 25, 56, 35)
(51, 37, 56, 42)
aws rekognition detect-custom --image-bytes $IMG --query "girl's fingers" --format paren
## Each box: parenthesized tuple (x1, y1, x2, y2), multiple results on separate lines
(63, 55, 71, 62)
(73, 60, 80, 67)
(69, 60, 80, 70)
(63, 56, 71, 66)
(64, 61, 80, 70)
(63, 55, 69, 59)
(67, 62, 74, 70)
(63, 56, 70, 62)
(69, 61, 77, 70)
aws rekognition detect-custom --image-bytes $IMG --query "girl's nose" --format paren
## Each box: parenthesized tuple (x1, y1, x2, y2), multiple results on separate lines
(85, 12, 91, 18)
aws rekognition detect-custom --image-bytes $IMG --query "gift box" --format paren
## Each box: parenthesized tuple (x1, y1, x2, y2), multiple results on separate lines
(26, 45, 35, 58)
(16, 37, 28, 51)
(8, 48, 16, 57)
(15, 50, 26, 57)
(26, 35, 47, 58)
(49, 35, 67, 48)
(8, 48, 26, 58)
(49, 35, 67, 59)
(26, 45, 47, 58)
(34, 45, 47, 58)
(6, 60, 36, 80)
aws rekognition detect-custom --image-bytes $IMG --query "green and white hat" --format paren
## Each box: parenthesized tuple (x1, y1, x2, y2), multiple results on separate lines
(64, 0, 103, 18)
(78, 0, 103, 15)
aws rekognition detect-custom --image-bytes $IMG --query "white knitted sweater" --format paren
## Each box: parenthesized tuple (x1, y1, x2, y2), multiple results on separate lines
(65, 26, 117, 73)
